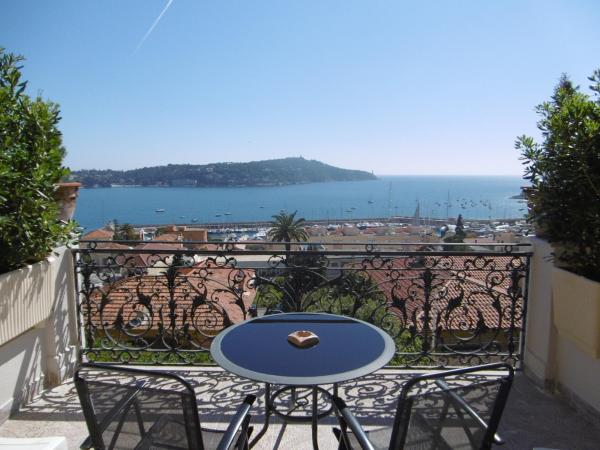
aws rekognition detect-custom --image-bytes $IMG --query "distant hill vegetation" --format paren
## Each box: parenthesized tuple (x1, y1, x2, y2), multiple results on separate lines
(70, 157, 376, 188)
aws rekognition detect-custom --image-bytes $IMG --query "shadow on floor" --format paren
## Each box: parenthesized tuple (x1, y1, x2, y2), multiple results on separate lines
(1, 368, 599, 449)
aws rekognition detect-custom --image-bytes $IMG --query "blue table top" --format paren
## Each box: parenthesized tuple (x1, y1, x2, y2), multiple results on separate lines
(210, 312, 396, 385)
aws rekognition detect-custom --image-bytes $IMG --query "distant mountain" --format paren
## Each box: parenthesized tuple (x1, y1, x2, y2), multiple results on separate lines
(70, 157, 377, 188)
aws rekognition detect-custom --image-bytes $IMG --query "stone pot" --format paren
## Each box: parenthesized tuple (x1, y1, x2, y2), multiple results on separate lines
(54, 182, 81, 222)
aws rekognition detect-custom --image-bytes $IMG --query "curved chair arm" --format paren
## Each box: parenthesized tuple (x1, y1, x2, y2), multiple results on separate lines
(332, 396, 376, 450)
(216, 394, 257, 450)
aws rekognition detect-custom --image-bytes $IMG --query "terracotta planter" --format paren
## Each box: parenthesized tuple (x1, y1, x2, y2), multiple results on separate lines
(553, 266, 600, 358)
(54, 182, 81, 222)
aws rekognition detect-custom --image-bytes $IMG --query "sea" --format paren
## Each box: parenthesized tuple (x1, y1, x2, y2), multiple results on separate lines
(74, 175, 527, 231)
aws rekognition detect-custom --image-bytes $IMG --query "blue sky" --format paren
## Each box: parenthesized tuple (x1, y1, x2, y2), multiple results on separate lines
(2, 1, 599, 175)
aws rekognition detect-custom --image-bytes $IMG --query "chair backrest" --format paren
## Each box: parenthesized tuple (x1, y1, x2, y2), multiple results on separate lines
(75, 363, 204, 450)
(389, 363, 514, 450)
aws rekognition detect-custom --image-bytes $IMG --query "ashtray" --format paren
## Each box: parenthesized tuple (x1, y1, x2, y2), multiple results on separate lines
(288, 330, 319, 348)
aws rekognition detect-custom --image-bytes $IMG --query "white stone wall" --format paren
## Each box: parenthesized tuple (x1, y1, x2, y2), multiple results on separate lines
(555, 337, 600, 416)
(523, 237, 556, 386)
(0, 257, 54, 346)
(0, 327, 45, 424)
(525, 237, 600, 417)
(0, 247, 78, 425)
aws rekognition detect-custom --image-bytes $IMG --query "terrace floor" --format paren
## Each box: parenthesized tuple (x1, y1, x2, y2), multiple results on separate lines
(0, 368, 599, 449)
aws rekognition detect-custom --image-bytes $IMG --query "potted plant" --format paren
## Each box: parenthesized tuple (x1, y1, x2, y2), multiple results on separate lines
(517, 70, 600, 357)
(0, 48, 75, 343)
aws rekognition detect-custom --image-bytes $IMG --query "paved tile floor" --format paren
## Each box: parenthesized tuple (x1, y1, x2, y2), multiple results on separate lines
(0, 367, 599, 449)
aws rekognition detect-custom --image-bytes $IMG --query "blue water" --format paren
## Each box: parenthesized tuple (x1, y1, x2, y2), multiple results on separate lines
(74, 175, 526, 231)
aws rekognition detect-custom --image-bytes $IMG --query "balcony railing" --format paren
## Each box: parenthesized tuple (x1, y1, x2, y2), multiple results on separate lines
(73, 241, 531, 369)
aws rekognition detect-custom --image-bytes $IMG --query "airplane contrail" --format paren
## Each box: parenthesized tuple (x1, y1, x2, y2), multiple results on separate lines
(134, 0, 174, 53)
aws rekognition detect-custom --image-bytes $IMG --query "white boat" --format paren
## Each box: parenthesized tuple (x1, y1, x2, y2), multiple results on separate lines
(155, 209, 165, 213)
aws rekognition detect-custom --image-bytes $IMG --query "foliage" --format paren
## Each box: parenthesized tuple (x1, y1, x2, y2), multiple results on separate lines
(0, 48, 73, 273)
(267, 210, 309, 252)
(69, 157, 377, 187)
(456, 214, 465, 236)
(254, 267, 419, 365)
(517, 70, 600, 281)
(253, 252, 327, 312)
(442, 214, 470, 252)
(113, 220, 137, 241)
(89, 337, 213, 364)
(443, 214, 466, 244)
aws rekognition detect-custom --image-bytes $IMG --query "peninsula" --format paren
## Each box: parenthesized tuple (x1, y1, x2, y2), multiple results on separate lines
(70, 157, 377, 188)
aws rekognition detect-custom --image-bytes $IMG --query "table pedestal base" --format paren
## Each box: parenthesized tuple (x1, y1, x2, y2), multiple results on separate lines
(250, 383, 339, 450)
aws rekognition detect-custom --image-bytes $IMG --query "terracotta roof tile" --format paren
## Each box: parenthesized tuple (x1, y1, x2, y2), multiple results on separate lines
(181, 229, 209, 241)
(355, 256, 525, 331)
(152, 233, 181, 242)
(92, 242, 131, 250)
(87, 262, 256, 344)
(81, 229, 114, 240)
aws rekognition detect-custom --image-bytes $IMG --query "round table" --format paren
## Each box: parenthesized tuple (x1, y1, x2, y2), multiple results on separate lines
(210, 312, 396, 449)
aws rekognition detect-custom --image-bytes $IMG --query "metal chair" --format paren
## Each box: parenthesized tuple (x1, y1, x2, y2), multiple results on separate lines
(75, 363, 255, 450)
(332, 363, 514, 450)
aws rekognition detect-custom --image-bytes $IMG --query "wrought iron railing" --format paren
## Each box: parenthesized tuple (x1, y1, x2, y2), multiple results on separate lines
(73, 241, 531, 368)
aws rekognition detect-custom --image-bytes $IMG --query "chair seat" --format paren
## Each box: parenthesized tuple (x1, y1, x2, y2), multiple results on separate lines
(403, 412, 464, 450)
(331, 363, 514, 450)
(333, 411, 461, 449)
(75, 364, 255, 450)
(200, 425, 253, 450)
(134, 415, 252, 450)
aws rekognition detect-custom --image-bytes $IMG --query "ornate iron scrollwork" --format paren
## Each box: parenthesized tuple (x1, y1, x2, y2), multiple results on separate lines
(74, 242, 531, 368)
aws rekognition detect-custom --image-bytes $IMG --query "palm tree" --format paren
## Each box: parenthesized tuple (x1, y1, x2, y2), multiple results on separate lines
(115, 222, 137, 241)
(267, 211, 309, 252)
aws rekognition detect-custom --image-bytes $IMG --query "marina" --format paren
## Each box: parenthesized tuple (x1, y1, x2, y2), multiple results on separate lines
(123, 214, 530, 244)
